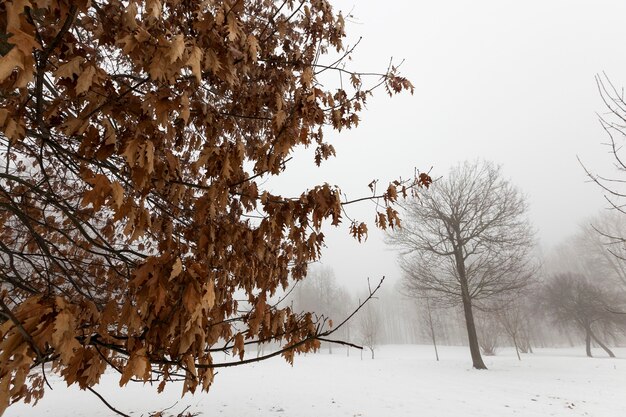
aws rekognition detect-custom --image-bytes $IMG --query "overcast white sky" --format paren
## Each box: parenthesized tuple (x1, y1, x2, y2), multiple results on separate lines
(270, 0, 626, 291)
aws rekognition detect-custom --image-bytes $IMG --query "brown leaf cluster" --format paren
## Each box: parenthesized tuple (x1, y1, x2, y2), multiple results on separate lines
(0, 0, 430, 414)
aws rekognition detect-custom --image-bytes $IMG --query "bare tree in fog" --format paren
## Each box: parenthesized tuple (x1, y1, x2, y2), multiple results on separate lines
(548, 217, 626, 293)
(421, 297, 440, 361)
(476, 312, 501, 356)
(294, 266, 352, 353)
(541, 273, 625, 357)
(580, 212, 626, 293)
(401, 291, 442, 360)
(583, 75, 626, 204)
(496, 299, 533, 360)
(389, 160, 535, 369)
(357, 302, 381, 359)
(581, 75, 626, 289)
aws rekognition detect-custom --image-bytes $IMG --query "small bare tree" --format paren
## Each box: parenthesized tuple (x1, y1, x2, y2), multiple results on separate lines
(293, 266, 350, 354)
(476, 312, 501, 356)
(496, 299, 531, 360)
(357, 302, 381, 359)
(389, 160, 535, 369)
(401, 290, 443, 360)
(579, 212, 626, 293)
(421, 297, 440, 361)
(541, 273, 624, 357)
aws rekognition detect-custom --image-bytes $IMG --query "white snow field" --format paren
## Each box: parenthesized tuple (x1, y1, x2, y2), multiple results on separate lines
(6, 345, 626, 417)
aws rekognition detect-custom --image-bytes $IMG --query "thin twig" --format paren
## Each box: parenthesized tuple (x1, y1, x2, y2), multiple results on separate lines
(87, 386, 132, 417)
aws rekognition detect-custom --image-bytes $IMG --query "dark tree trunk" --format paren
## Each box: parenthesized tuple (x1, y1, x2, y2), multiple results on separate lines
(461, 285, 487, 369)
(454, 242, 487, 370)
(585, 328, 592, 357)
(589, 329, 615, 358)
(370, 347, 375, 359)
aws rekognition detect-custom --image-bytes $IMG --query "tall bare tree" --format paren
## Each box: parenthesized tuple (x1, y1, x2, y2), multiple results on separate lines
(389, 160, 535, 369)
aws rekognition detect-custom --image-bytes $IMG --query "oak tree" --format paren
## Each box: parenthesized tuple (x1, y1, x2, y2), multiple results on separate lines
(388, 160, 534, 369)
(0, 0, 430, 414)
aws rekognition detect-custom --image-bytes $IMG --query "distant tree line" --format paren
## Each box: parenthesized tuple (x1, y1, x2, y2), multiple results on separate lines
(288, 163, 626, 366)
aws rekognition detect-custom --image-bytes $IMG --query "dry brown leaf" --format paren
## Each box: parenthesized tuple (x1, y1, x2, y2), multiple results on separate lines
(234, 333, 245, 361)
(202, 280, 215, 310)
(187, 46, 203, 83)
(110, 181, 124, 208)
(0, 48, 24, 82)
(55, 57, 83, 79)
(76, 65, 96, 95)
(170, 258, 183, 280)
(167, 34, 185, 63)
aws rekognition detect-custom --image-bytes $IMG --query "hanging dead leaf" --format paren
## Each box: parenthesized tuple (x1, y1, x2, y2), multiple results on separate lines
(55, 57, 83, 79)
(76, 65, 96, 94)
(167, 34, 185, 63)
(0, 48, 24, 82)
(170, 258, 183, 280)
(110, 181, 124, 208)
(233, 333, 245, 361)
(187, 46, 203, 83)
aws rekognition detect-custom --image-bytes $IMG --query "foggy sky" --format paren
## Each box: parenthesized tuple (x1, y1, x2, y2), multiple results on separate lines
(269, 0, 626, 291)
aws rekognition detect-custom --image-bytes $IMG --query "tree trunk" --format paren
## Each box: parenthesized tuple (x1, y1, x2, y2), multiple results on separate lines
(370, 347, 375, 359)
(426, 298, 439, 361)
(454, 241, 487, 370)
(585, 328, 592, 357)
(513, 336, 521, 361)
(460, 285, 487, 369)
(589, 329, 615, 358)
(519, 330, 532, 354)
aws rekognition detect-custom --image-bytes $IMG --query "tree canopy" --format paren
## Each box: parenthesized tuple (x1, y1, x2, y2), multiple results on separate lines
(0, 0, 429, 413)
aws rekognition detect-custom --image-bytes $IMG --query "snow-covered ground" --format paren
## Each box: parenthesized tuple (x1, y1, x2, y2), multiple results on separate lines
(6, 345, 626, 417)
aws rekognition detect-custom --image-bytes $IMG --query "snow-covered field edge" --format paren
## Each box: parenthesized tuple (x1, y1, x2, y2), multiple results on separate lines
(6, 345, 626, 417)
